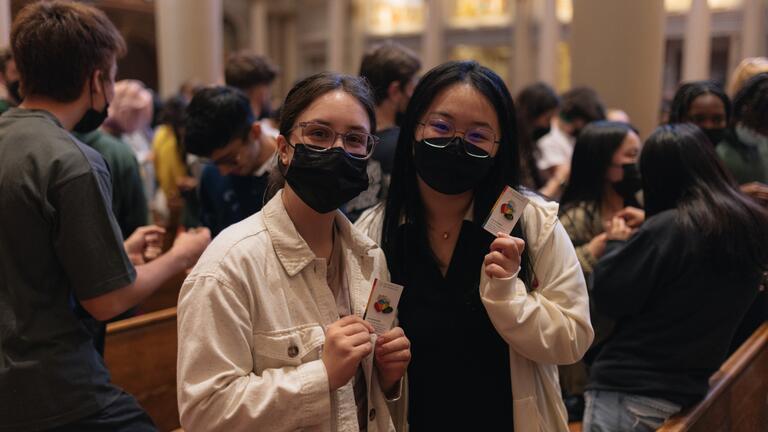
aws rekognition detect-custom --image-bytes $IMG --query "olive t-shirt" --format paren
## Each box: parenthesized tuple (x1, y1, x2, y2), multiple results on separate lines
(0, 108, 136, 430)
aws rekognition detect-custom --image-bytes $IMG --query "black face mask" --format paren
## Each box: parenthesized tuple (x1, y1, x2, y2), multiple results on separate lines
(413, 137, 494, 195)
(6, 80, 21, 103)
(281, 143, 369, 214)
(612, 163, 642, 201)
(531, 126, 551, 142)
(701, 128, 726, 147)
(73, 80, 109, 134)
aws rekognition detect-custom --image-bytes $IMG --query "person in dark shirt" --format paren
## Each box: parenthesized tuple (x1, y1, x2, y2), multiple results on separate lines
(75, 129, 149, 238)
(0, 3, 210, 431)
(344, 41, 421, 221)
(583, 123, 768, 432)
(184, 86, 275, 236)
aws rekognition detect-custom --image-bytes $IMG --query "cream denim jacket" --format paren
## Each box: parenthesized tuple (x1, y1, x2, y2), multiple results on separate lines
(355, 195, 594, 432)
(177, 191, 397, 432)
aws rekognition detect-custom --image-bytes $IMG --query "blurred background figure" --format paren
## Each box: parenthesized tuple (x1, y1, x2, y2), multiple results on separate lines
(515, 81, 560, 195)
(557, 120, 643, 422)
(345, 40, 421, 220)
(103, 79, 157, 208)
(0, 48, 19, 112)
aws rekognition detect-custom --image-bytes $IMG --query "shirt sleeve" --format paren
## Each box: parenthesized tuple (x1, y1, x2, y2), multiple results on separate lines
(479, 220, 594, 365)
(52, 170, 136, 301)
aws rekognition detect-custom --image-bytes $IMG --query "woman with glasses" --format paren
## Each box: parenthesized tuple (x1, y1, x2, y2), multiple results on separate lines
(356, 61, 593, 431)
(177, 72, 410, 432)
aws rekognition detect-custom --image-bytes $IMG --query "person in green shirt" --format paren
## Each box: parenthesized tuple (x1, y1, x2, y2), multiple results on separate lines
(75, 129, 149, 238)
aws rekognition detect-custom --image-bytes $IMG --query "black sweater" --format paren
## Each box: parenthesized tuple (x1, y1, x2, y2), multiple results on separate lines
(587, 209, 762, 408)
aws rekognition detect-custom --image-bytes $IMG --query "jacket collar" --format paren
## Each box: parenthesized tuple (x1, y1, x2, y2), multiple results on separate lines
(262, 190, 379, 277)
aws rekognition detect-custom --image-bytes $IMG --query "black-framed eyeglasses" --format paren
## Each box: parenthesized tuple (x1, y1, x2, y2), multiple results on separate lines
(418, 115, 499, 158)
(288, 121, 379, 160)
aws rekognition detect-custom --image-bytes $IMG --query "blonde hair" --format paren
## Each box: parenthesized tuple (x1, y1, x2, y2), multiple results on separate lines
(728, 57, 768, 97)
(104, 79, 154, 134)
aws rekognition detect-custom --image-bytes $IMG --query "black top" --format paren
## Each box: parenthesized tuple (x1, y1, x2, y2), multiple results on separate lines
(0, 109, 135, 430)
(588, 209, 762, 408)
(390, 221, 513, 430)
(199, 163, 269, 236)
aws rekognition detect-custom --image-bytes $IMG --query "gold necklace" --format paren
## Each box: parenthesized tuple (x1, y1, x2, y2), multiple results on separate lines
(427, 217, 464, 241)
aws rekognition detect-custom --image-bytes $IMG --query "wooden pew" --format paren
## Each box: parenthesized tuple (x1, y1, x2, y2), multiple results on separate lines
(658, 322, 768, 432)
(105, 307, 180, 432)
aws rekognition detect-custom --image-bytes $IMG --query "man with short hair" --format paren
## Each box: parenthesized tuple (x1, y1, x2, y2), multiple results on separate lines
(185, 86, 271, 236)
(537, 86, 607, 197)
(225, 51, 278, 121)
(345, 41, 420, 220)
(0, 3, 209, 430)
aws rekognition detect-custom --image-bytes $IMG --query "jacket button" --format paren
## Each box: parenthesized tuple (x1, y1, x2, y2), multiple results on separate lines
(287, 345, 299, 358)
(368, 408, 376, 421)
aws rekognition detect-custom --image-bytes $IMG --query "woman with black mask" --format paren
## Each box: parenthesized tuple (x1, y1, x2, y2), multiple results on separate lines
(356, 61, 593, 431)
(515, 82, 561, 195)
(557, 120, 643, 421)
(177, 72, 410, 432)
(583, 124, 768, 431)
(668, 80, 731, 147)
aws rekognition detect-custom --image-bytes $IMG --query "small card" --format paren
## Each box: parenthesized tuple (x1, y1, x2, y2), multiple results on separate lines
(483, 185, 530, 236)
(363, 279, 404, 335)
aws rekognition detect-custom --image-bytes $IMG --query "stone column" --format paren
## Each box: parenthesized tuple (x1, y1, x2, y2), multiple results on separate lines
(155, 0, 223, 98)
(537, 0, 559, 87)
(512, 0, 534, 93)
(250, 0, 269, 56)
(741, 0, 767, 58)
(421, 0, 445, 71)
(682, 0, 712, 81)
(327, 0, 347, 72)
(0, 0, 11, 49)
(571, 0, 666, 137)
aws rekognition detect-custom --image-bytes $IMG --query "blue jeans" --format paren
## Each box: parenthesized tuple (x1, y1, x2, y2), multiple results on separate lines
(583, 390, 682, 432)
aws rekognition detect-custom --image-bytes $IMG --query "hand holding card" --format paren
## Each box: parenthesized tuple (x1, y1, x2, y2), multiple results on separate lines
(483, 185, 530, 236)
(484, 233, 525, 278)
(364, 279, 404, 335)
(483, 186, 528, 278)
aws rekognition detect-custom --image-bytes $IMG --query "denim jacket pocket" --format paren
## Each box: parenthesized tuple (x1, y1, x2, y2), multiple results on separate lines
(252, 324, 326, 371)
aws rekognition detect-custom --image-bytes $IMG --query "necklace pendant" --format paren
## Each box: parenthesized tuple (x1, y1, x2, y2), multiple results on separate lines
(442, 232, 449, 240)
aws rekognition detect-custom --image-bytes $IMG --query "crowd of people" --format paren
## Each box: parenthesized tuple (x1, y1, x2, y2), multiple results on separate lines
(0, 1, 766, 432)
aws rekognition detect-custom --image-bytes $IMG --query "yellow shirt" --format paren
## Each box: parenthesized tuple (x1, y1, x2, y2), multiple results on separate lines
(152, 124, 187, 199)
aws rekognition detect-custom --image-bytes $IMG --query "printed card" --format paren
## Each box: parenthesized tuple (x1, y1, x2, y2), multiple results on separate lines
(363, 279, 404, 335)
(483, 185, 530, 236)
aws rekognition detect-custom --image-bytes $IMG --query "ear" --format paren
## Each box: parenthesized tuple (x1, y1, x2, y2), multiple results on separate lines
(387, 81, 402, 102)
(276, 134, 292, 167)
(91, 69, 105, 97)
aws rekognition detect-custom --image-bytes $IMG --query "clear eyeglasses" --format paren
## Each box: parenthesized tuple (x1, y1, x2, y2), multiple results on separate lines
(289, 121, 379, 160)
(418, 115, 499, 158)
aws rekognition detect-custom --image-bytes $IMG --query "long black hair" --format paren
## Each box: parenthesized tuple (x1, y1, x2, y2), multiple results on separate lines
(516, 82, 560, 188)
(382, 60, 533, 287)
(668, 80, 732, 124)
(641, 123, 768, 269)
(560, 121, 637, 217)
